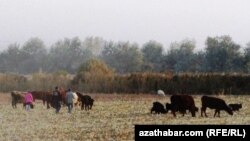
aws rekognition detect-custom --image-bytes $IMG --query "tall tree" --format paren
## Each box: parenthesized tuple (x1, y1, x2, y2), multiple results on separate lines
(20, 38, 47, 74)
(164, 39, 196, 72)
(0, 43, 21, 73)
(48, 37, 93, 73)
(244, 42, 250, 72)
(101, 41, 143, 73)
(141, 41, 164, 72)
(83, 37, 105, 55)
(205, 35, 241, 72)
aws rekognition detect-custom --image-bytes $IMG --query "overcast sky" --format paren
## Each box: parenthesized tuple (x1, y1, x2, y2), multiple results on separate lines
(0, 0, 250, 51)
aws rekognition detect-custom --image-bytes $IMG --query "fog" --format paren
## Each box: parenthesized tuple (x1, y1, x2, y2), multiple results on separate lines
(0, 0, 250, 50)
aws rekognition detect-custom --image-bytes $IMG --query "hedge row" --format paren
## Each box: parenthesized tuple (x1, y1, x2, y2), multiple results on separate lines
(74, 72, 250, 95)
(1, 72, 249, 95)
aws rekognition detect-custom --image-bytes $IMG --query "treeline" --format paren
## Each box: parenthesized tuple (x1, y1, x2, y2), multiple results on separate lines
(1, 35, 250, 74)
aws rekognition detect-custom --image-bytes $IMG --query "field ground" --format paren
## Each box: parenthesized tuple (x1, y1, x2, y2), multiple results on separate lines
(0, 93, 249, 141)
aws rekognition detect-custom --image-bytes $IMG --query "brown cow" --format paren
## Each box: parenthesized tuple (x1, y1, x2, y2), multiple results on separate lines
(170, 94, 197, 117)
(57, 88, 79, 107)
(31, 91, 54, 109)
(31, 91, 50, 105)
(46, 87, 67, 109)
(201, 96, 233, 117)
(58, 87, 67, 105)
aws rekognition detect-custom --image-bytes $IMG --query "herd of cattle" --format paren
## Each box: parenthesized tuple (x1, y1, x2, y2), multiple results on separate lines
(151, 95, 242, 117)
(10, 89, 242, 117)
(11, 88, 94, 111)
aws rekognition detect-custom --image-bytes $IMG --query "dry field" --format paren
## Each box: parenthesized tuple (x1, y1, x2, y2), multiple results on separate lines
(0, 93, 249, 141)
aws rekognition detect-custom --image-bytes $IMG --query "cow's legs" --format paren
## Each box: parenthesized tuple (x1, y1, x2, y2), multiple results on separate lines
(42, 99, 46, 106)
(214, 109, 220, 117)
(172, 110, 176, 117)
(12, 100, 16, 108)
(47, 101, 50, 109)
(81, 103, 84, 110)
(201, 107, 207, 117)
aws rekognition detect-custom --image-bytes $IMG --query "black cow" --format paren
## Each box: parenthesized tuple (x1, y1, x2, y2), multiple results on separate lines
(166, 102, 198, 114)
(76, 92, 94, 110)
(165, 103, 172, 113)
(228, 103, 242, 111)
(201, 96, 233, 117)
(170, 95, 196, 117)
(151, 101, 167, 114)
(11, 91, 25, 108)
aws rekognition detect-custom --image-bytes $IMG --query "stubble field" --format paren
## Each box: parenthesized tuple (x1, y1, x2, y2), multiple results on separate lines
(0, 93, 249, 141)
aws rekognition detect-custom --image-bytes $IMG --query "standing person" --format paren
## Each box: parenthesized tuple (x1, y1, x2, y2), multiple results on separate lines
(24, 91, 33, 111)
(52, 86, 61, 114)
(66, 88, 74, 113)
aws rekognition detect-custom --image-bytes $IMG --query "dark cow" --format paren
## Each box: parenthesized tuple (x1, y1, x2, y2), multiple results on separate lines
(201, 96, 233, 117)
(151, 101, 166, 114)
(11, 91, 25, 108)
(11, 91, 34, 109)
(166, 102, 198, 114)
(228, 103, 242, 111)
(170, 95, 197, 117)
(165, 103, 172, 113)
(76, 92, 94, 110)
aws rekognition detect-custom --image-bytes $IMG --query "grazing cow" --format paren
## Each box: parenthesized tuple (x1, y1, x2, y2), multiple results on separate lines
(201, 96, 233, 117)
(165, 103, 172, 113)
(166, 102, 198, 114)
(11, 91, 25, 108)
(228, 103, 242, 111)
(151, 101, 166, 114)
(170, 95, 196, 117)
(76, 92, 94, 110)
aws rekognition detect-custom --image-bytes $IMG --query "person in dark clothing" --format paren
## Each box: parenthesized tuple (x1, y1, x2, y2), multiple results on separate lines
(52, 86, 61, 113)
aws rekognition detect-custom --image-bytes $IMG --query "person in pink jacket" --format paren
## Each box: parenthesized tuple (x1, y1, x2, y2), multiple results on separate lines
(25, 91, 33, 111)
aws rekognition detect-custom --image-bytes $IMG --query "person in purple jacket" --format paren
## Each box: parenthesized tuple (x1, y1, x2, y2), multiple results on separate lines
(25, 91, 34, 111)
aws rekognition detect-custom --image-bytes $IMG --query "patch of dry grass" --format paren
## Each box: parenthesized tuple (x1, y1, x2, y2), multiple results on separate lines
(0, 93, 249, 140)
